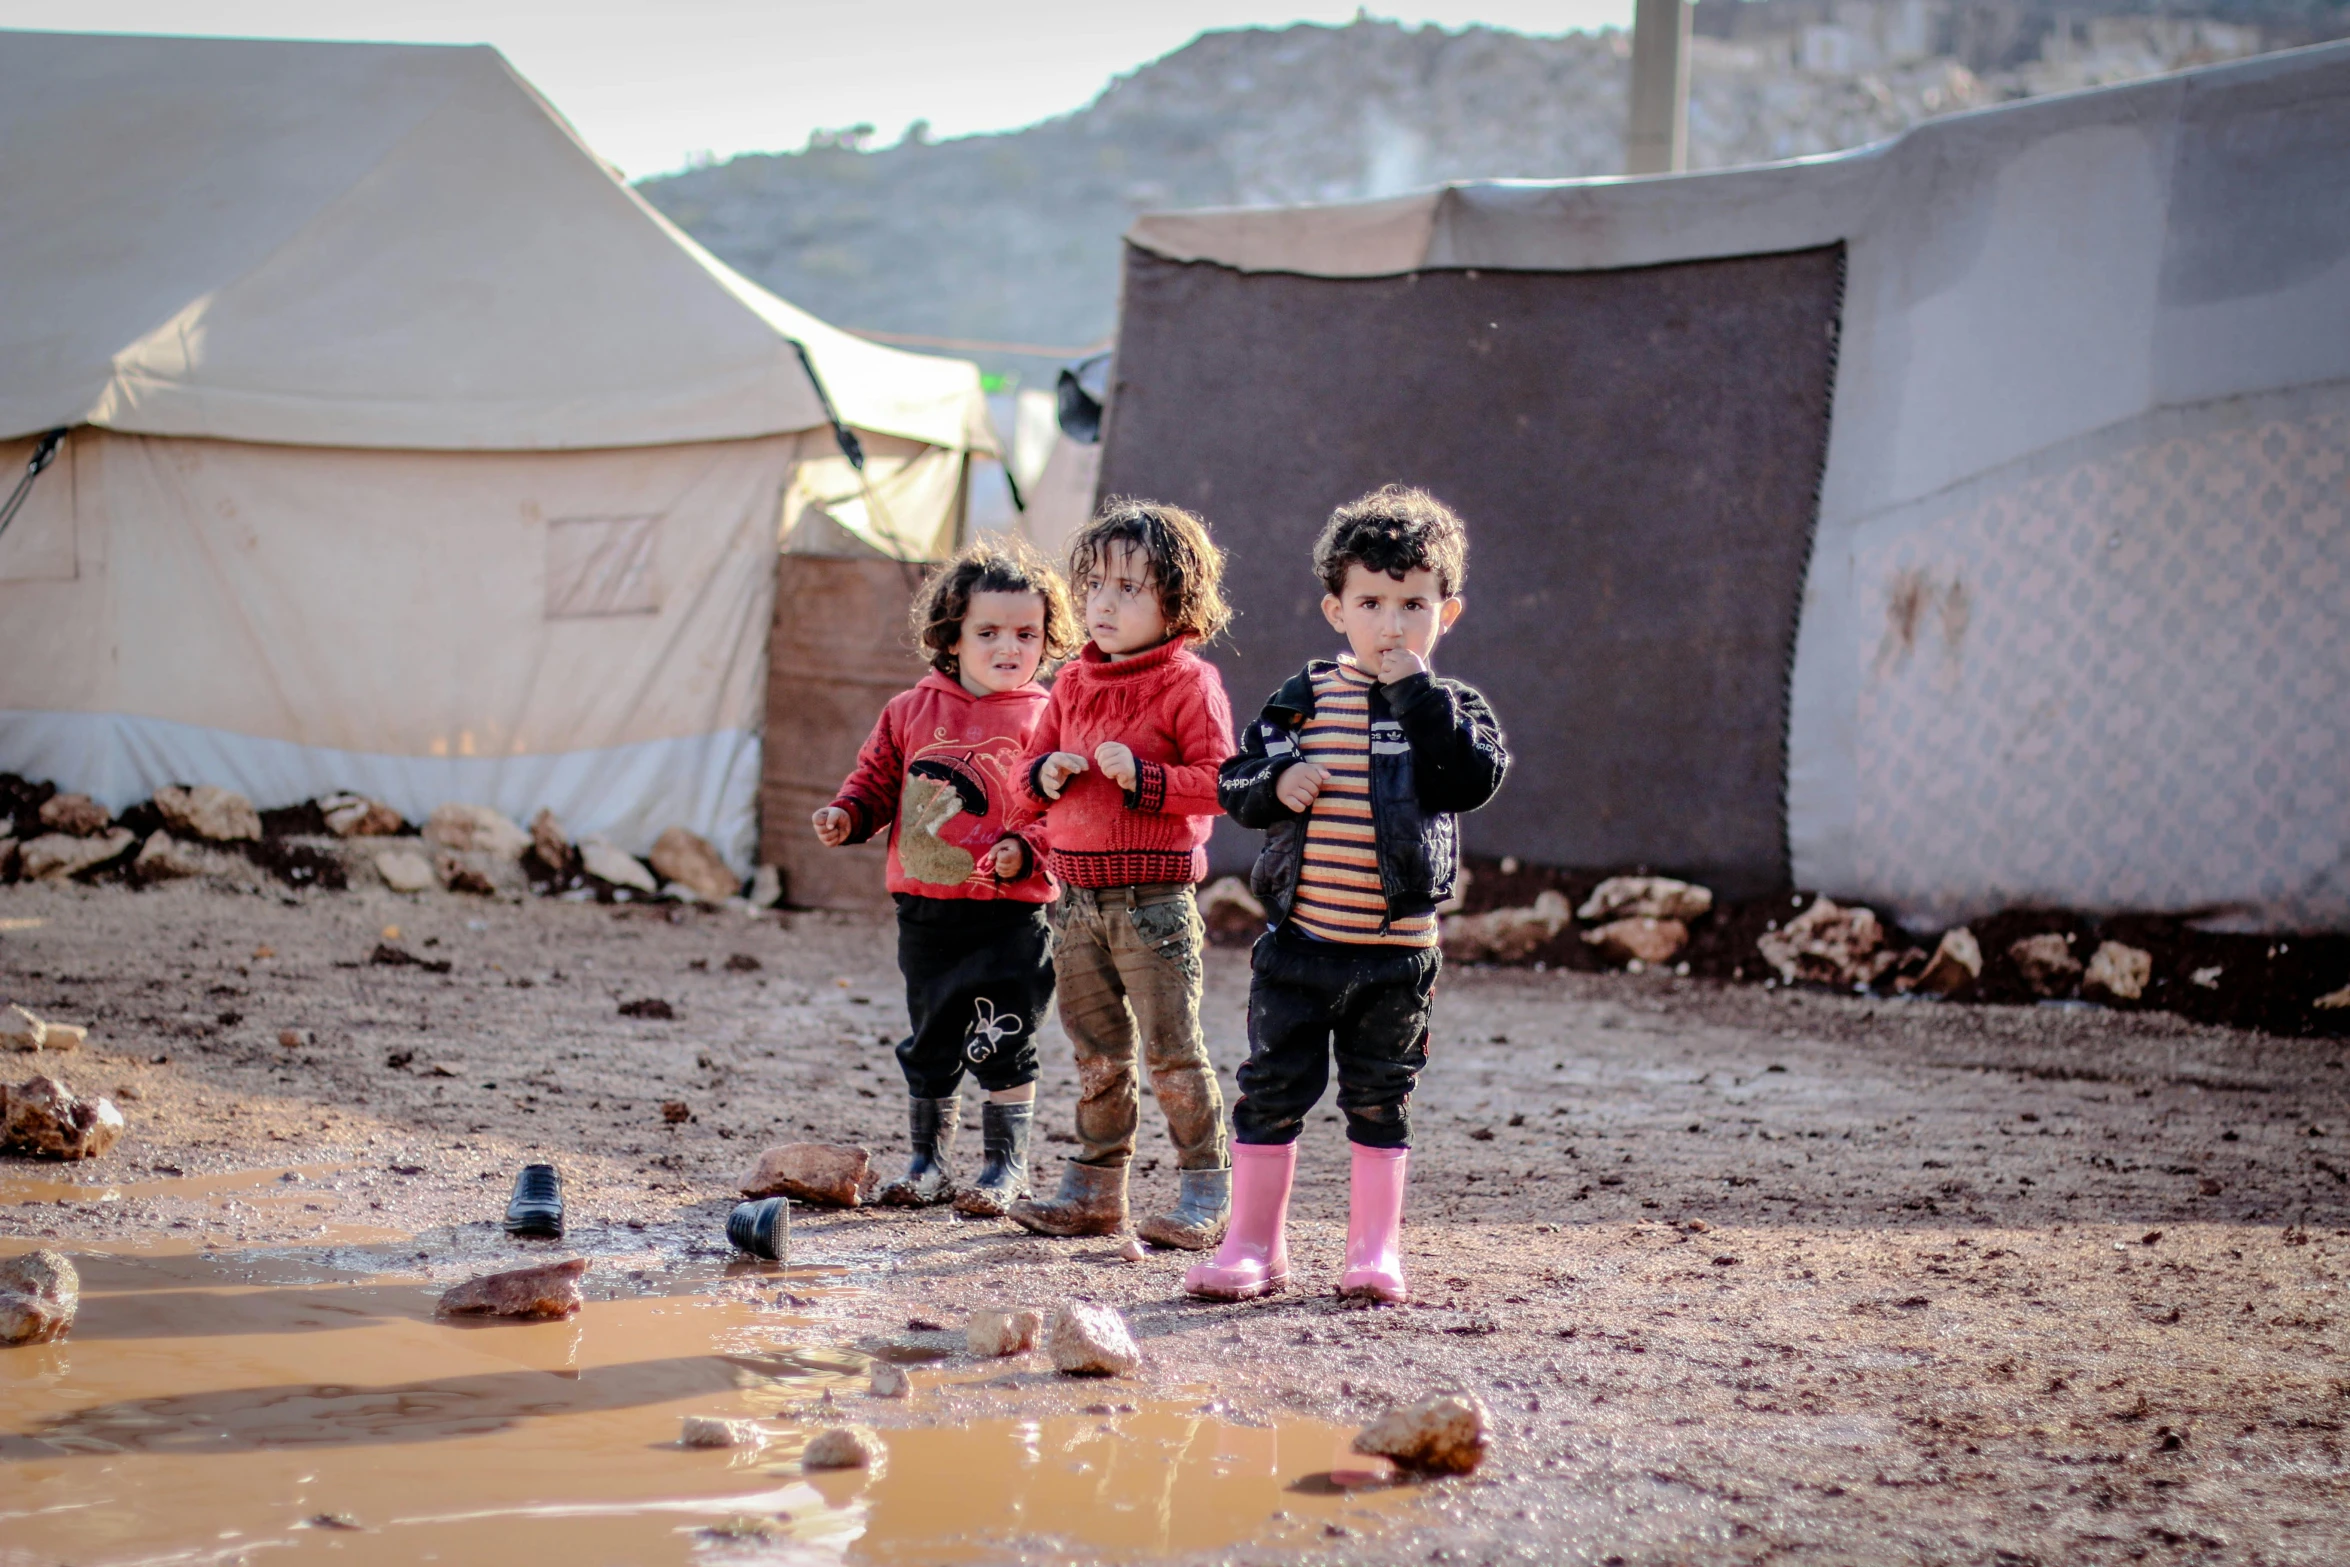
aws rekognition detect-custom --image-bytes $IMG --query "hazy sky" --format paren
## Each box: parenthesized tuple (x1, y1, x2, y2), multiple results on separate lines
(0, 1, 1634, 178)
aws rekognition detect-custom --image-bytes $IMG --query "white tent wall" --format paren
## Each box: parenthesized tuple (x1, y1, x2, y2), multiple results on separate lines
(0, 428, 818, 870)
(1126, 41, 2350, 929)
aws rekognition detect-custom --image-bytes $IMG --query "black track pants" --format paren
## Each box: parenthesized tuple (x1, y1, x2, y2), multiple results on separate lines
(893, 894, 1052, 1099)
(1230, 925, 1439, 1149)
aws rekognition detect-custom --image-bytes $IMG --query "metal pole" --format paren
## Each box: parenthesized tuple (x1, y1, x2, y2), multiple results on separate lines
(1626, 0, 1691, 176)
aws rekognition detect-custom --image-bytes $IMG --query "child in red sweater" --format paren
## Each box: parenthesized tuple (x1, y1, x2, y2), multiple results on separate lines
(1008, 500, 1238, 1249)
(812, 540, 1079, 1216)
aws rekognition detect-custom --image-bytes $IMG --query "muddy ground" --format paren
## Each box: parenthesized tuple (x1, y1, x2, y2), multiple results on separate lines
(4, 876, 2347, 1566)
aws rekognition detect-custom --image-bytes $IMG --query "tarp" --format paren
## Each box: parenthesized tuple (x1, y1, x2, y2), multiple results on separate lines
(0, 29, 994, 456)
(0, 29, 998, 871)
(1114, 40, 2350, 928)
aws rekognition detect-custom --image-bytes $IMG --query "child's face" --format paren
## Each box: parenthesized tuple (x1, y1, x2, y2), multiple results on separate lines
(1322, 563, 1463, 670)
(1079, 542, 1171, 659)
(952, 589, 1048, 696)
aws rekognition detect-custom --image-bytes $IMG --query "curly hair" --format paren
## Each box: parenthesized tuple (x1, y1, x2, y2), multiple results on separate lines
(1066, 497, 1233, 644)
(909, 537, 1080, 678)
(1313, 485, 1470, 600)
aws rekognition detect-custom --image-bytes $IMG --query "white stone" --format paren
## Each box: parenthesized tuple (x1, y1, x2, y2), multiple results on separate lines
(650, 827, 740, 903)
(422, 803, 530, 860)
(581, 839, 659, 895)
(373, 848, 437, 894)
(1910, 927, 1982, 997)
(134, 830, 212, 881)
(19, 828, 135, 881)
(321, 792, 403, 837)
(37, 793, 111, 836)
(966, 1307, 1042, 1357)
(1, 1074, 125, 1160)
(1047, 1300, 1141, 1377)
(867, 1361, 912, 1399)
(2008, 933, 2082, 997)
(0, 1248, 79, 1345)
(1756, 897, 1890, 987)
(529, 807, 571, 868)
(1353, 1393, 1492, 1475)
(2083, 941, 2153, 1003)
(679, 1415, 764, 1448)
(1439, 890, 1573, 964)
(154, 784, 261, 842)
(1583, 916, 1689, 966)
(750, 864, 784, 908)
(2, 1005, 45, 1051)
(802, 1426, 883, 1469)
(1577, 875, 1714, 923)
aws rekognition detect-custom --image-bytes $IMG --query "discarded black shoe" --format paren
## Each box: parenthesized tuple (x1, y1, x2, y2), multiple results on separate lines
(504, 1163, 564, 1238)
(727, 1196, 790, 1261)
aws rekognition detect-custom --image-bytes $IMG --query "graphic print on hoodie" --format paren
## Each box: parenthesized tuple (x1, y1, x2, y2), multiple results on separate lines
(827, 672, 1055, 903)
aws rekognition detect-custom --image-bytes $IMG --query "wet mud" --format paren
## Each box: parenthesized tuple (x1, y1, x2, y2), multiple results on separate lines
(2, 878, 2348, 1564)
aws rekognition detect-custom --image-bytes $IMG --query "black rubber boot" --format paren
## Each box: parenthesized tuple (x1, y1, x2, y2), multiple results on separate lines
(504, 1163, 564, 1238)
(954, 1100, 1034, 1217)
(879, 1095, 961, 1207)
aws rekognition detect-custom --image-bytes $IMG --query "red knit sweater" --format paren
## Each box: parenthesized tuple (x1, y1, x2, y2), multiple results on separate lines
(828, 673, 1054, 903)
(1020, 636, 1235, 888)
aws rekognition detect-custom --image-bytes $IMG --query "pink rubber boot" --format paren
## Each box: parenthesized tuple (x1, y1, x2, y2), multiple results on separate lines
(1182, 1142, 1295, 1300)
(1339, 1144, 1409, 1303)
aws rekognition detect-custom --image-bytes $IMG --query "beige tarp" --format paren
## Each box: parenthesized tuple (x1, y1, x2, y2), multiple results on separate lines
(0, 30, 997, 870)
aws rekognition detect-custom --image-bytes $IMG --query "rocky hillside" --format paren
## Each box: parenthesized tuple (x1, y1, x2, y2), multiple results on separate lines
(640, 6, 2331, 380)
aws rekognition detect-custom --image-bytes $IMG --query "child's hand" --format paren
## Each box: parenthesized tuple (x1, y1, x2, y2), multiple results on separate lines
(1274, 761, 1330, 813)
(985, 837, 1026, 879)
(1092, 741, 1138, 792)
(1374, 647, 1430, 684)
(1037, 751, 1088, 799)
(810, 806, 851, 847)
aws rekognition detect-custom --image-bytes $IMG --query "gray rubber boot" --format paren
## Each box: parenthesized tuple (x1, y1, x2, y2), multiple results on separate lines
(879, 1095, 960, 1207)
(1137, 1165, 1231, 1251)
(954, 1100, 1034, 1217)
(1007, 1159, 1128, 1237)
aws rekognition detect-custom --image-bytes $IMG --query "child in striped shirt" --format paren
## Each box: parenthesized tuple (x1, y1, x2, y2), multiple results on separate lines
(1188, 486, 1509, 1304)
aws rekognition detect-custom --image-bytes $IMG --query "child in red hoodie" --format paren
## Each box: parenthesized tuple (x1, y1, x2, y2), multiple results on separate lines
(812, 540, 1079, 1216)
(1008, 500, 1238, 1249)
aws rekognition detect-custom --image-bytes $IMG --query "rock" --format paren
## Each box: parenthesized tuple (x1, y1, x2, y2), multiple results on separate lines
(374, 848, 437, 893)
(2316, 984, 2350, 1011)
(679, 1415, 764, 1448)
(750, 864, 784, 908)
(1353, 1393, 1493, 1476)
(868, 1361, 912, 1398)
(739, 1143, 875, 1207)
(1440, 890, 1573, 964)
(321, 792, 403, 837)
(19, 828, 135, 881)
(966, 1307, 1043, 1357)
(154, 784, 261, 842)
(0, 1248, 80, 1344)
(802, 1426, 883, 1470)
(2009, 933, 2082, 997)
(421, 803, 530, 860)
(650, 827, 740, 903)
(1577, 875, 1713, 923)
(1, 1074, 126, 1159)
(528, 807, 571, 870)
(37, 793, 111, 836)
(436, 1256, 588, 1319)
(1756, 897, 1890, 987)
(135, 830, 210, 880)
(4, 1006, 83, 1054)
(1047, 1300, 1141, 1377)
(1907, 927, 1982, 997)
(1198, 876, 1267, 940)
(1117, 1236, 1147, 1263)
(581, 839, 659, 894)
(434, 850, 498, 896)
(2082, 941, 2152, 1003)
(1583, 916, 1689, 967)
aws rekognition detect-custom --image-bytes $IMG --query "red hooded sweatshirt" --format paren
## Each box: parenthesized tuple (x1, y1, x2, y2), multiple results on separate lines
(828, 672, 1054, 903)
(1018, 636, 1235, 888)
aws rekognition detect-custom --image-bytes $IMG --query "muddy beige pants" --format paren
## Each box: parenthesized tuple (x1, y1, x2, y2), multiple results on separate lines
(1049, 883, 1229, 1173)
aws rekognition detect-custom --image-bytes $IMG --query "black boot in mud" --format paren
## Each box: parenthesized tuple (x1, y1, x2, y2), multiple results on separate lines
(1007, 1159, 1127, 1237)
(879, 1095, 961, 1207)
(954, 1100, 1035, 1217)
(1137, 1165, 1231, 1251)
(503, 1163, 564, 1238)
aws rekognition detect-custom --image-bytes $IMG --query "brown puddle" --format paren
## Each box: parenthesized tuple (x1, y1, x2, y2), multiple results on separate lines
(2, 1209, 1416, 1563)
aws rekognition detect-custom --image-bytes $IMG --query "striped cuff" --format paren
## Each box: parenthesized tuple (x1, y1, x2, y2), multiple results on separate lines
(1129, 760, 1167, 814)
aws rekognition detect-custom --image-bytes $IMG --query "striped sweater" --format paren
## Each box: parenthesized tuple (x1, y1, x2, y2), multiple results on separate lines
(1289, 659, 1437, 947)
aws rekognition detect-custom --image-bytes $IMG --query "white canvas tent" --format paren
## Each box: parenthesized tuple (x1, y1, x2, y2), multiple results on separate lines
(1116, 40, 2350, 929)
(0, 30, 995, 871)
